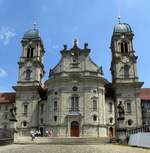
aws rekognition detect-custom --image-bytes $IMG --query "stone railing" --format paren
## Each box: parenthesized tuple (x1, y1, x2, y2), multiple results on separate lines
(126, 124, 150, 136)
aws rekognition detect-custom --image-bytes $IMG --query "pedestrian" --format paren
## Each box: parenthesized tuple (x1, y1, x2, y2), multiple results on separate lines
(31, 131, 35, 141)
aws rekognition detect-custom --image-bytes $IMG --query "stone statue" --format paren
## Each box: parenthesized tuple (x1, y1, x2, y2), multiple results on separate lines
(9, 106, 17, 122)
(84, 43, 88, 49)
(98, 66, 104, 75)
(117, 101, 125, 120)
(63, 44, 67, 50)
(49, 69, 53, 78)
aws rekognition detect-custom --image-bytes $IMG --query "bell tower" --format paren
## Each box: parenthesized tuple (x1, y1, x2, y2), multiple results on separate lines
(13, 24, 45, 136)
(110, 21, 143, 140)
(18, 24, 45, 86)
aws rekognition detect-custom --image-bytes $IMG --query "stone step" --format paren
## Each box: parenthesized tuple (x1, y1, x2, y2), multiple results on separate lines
(14, 137, 110, 144)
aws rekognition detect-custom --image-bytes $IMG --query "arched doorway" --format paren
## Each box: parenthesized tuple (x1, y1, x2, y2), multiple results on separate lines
(40, 127, 43, 136)
(109, 127, 113, 138)
(70, 121, 79, 137)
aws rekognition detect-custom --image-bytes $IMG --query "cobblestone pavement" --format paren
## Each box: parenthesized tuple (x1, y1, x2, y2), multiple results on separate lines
(0, 144, 149, 153)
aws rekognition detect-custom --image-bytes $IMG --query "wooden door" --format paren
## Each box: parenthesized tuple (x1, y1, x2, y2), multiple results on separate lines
(109, 127, 113, 138)
(71, 121, 79, 137)
(71, 126, 79, 137)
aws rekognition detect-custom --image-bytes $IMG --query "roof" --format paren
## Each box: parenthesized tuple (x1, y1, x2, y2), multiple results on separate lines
(23, 28, 40, 39)
(140, 88, 150, 100)
(0, 93, 16, 104)
(114, 23, 132, 33)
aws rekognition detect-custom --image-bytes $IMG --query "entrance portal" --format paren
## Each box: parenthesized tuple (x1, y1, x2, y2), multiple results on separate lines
(109, 127, 113, 138)
(70, 121, 79, 137)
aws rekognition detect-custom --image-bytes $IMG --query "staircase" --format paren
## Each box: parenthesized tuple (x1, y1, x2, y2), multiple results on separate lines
(14, 137, 110, 144)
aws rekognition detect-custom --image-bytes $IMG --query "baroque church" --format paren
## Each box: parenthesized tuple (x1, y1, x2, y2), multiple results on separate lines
(11, 21, 143, 139)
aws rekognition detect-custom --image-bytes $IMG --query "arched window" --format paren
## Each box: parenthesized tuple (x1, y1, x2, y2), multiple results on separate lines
(93, 100, 97, 111)
(125, 42, 128, 53)
(27, 48, 30, 58)
(121, 42, 124, 53)
(30, 48, 34, 58)
(26, 69, 31, 80)
(109, 117, 113, 123)
(120, 42, 128, 53)
(26, 47, 34, 58)
(93, 115, 97, 121)
(54, 116, 57, 122)
(23, 121, 27, 127)
(71, 96, 79, 111)
(128, 119, 133, 126)
(124, 65, 129, 78)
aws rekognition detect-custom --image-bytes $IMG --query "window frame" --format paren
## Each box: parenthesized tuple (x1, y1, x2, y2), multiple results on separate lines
(25, 69, 31, 80)
(71, 96, 79, 111)
(54, 101, 57, 111)
(109, 102, 113, 113)
(23, 105, 28, 115)
(93, 100, 97, 111)
(127, 102, 132, 113)
(124, 65, 130, 78)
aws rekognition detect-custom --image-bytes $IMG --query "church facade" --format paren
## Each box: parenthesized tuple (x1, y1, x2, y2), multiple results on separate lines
(12, 22, 143, 139)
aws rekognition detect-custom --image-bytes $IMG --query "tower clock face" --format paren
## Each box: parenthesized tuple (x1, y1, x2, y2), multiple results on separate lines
(122, 56, 130, 63)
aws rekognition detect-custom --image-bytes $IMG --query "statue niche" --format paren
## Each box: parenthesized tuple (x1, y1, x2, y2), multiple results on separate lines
(117, 101, 125, 120)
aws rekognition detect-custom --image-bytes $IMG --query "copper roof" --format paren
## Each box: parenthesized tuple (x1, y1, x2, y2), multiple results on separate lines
(0, 92, 16, 104)
(140, 88, 150, 100)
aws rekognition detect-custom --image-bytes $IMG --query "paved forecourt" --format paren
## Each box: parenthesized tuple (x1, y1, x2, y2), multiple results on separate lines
(0, 144, 149, 153)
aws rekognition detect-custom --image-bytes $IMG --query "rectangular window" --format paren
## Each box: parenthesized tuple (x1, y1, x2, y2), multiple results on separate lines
(127, 103, 131, 113)
(26, 69, 31, 80)
(71, 96, 79, 111)
(24, 105, 28, 114)
(54, 101, 57, 111)
(124, 65, 129, 78)
(109, 102, 112, 113)
(93, 100, 97, 111)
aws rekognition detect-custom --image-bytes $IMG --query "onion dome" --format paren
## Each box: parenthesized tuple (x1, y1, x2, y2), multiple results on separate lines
(113, 23, 132, 33)
(23, 23, 40, 39)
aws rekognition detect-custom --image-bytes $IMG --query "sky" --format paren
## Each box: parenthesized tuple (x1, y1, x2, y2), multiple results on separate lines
(0, 0, 149, 92)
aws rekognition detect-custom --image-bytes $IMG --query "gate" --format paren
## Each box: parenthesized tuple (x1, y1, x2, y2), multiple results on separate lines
(0, 128, 14, 145)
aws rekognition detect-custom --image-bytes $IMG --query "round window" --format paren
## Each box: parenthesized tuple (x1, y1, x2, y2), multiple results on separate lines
(128, 119, 133, 126)
(72, 86, 78, 91)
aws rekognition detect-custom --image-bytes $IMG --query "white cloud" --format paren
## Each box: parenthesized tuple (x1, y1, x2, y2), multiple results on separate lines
(0, 68, 7, 77)
(52, 45, 59, 49)
(0, 26, 16, 45)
